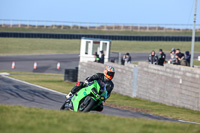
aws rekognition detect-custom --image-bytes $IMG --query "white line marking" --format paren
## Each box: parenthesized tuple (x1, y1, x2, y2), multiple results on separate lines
(0, 73, 10, 76)
(1, 75, 66, 96)
(178, 120, 200, 125)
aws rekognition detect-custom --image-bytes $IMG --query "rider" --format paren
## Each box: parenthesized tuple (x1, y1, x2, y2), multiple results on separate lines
(66, 66, 115, 111)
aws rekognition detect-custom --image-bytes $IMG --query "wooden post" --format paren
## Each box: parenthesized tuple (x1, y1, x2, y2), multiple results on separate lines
(147, 24, 149, 31)
(10, 20, 12, 28)
(27, 20, 29, 28)
(2, 20, 4, 27)
(43, 21, 46, 28)
(137, 24, 140, 32)
(18, 21, 21, 28)
(61, 22, 64, 29)
(36, 21, 38, 28)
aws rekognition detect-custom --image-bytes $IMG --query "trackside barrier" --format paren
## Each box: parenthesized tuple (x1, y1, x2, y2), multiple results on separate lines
(1, 32, 200, 41)
(78, 62, 200, 111)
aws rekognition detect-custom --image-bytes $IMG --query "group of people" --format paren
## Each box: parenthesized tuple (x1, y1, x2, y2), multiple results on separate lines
(148, 49, 166, 66)
(121, 53, 132, 65)
(148, 48, 191, 66)
(94, 51, 105, 64)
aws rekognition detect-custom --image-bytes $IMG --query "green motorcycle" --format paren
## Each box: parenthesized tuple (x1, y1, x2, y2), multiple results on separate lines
(60, 80, 107, 112)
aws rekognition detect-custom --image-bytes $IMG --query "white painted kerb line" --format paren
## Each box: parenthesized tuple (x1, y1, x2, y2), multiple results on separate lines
(1, 75, 66, 96)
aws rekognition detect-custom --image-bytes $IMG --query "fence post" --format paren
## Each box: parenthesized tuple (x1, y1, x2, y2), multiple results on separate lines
(156, 24, 158, 31)
(61, 22, 64, 29)
(95, 24, 98, 30)
(44, 21, 46, 28)
(131, 25, 133, 31)
(18, 21, 21, 28)
(87, 23, 89, 30)
(132, 66, 138, 97)
(27, 20, 29, 28)
(2, 20, 4, 27)
(78, 23, 81, 30)
(71, 23, 73, 29)
(53, 22, 56, 29)
(10, 20, 13, 28)
(137, 24, 140, 32)
(118, 52, 121, 64)
(163, 24, 165, 32)
(36, 21, 38, 28)
(147, 24, 149, 31)
(121, 24, 124, 31)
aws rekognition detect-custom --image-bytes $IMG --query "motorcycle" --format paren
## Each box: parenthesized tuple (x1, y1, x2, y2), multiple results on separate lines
(60, 80, 107, 112)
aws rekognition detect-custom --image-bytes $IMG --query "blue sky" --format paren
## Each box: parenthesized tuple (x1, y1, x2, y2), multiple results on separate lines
(0, 0, 199, 24)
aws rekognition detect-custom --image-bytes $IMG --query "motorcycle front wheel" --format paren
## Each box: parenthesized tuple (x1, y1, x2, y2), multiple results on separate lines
(79, 96, 96, 112)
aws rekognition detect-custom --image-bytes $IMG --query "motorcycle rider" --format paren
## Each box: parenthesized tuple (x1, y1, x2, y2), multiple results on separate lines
(66, 66, 115, 112)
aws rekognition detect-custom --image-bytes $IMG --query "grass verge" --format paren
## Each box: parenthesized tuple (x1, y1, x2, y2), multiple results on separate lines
(1, 105, 200, 133)
(1, 71, 200, 123)
(0, 38, 200, 55)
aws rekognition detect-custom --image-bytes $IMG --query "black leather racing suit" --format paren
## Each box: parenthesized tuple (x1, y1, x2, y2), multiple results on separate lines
(70, 73, 114, 111)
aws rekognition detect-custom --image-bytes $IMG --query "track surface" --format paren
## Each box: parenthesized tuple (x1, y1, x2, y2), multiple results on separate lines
(0, 75, 179, 122)
(0, 53, 199, 74)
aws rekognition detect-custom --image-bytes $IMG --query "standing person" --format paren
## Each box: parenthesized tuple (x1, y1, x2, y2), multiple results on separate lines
(125, 53, 132, 63)
(158, 49, 166, 66)
(148, 50, 158, 65)
(94, 52, 100, 62)
(99, 51, 104, 64)
(121, 54, 126, 65)
(175, 49, 186, 66)
(169, 48, 176, 64)
(185, 51, 191, 66)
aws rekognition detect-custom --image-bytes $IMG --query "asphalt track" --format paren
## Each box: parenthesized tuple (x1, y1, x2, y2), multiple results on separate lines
(1, 74, 198, 123)
(0, 53, 200, 74)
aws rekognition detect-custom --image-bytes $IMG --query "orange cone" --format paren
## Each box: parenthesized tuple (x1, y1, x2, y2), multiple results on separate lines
(57, 62, 61, 70)
(11, 61, 15, 69)
(33, 62, 37, 69)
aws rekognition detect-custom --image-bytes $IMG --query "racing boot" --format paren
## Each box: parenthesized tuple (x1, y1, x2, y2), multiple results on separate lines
(66, 92, 73, 100)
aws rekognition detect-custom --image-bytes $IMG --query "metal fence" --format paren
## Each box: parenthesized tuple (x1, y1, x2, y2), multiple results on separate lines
(1, 32, 200, 41)
(1, 19, 200, 32)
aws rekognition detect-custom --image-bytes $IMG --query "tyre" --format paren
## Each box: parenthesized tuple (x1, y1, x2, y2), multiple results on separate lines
(79, 96, 96, 112)
(60, 101, 67, 110)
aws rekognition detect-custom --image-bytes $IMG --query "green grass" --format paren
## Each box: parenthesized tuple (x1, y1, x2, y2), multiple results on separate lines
(1, 27, 200, 36)
(1, 105, 200, 133)
(0, 38, 200, 55)
(1, 71, 200, 123)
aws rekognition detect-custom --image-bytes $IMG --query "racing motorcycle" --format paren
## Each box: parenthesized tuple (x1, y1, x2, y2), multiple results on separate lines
(60, 80, 107, 112)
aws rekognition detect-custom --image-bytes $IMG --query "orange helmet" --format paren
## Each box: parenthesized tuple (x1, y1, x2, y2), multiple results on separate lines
(104, 66, 115, 80)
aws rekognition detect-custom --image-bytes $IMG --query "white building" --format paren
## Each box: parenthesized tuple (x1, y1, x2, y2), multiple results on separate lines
(80, 37, 111, 63)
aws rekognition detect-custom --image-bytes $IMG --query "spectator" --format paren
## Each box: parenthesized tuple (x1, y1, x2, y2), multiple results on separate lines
(175, 49, 186, 66)
(148, 50, 158, 65)
(158, 49, 166, 66)
(94, 52, 100, 62)
(121, 54, 126, 65)
(185, 51, 191, 66)
(99, 50, 104, 64)
(169, 48, 176, 64)
(125, 53, 132, 63)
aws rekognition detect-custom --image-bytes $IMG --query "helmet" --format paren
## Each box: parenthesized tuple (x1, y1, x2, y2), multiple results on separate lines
(104, 66, 115, 80)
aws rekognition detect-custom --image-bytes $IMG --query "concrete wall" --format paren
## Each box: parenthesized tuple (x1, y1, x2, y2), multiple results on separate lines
(78, 61, 200, 111)
(137, 62, 200, 111)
